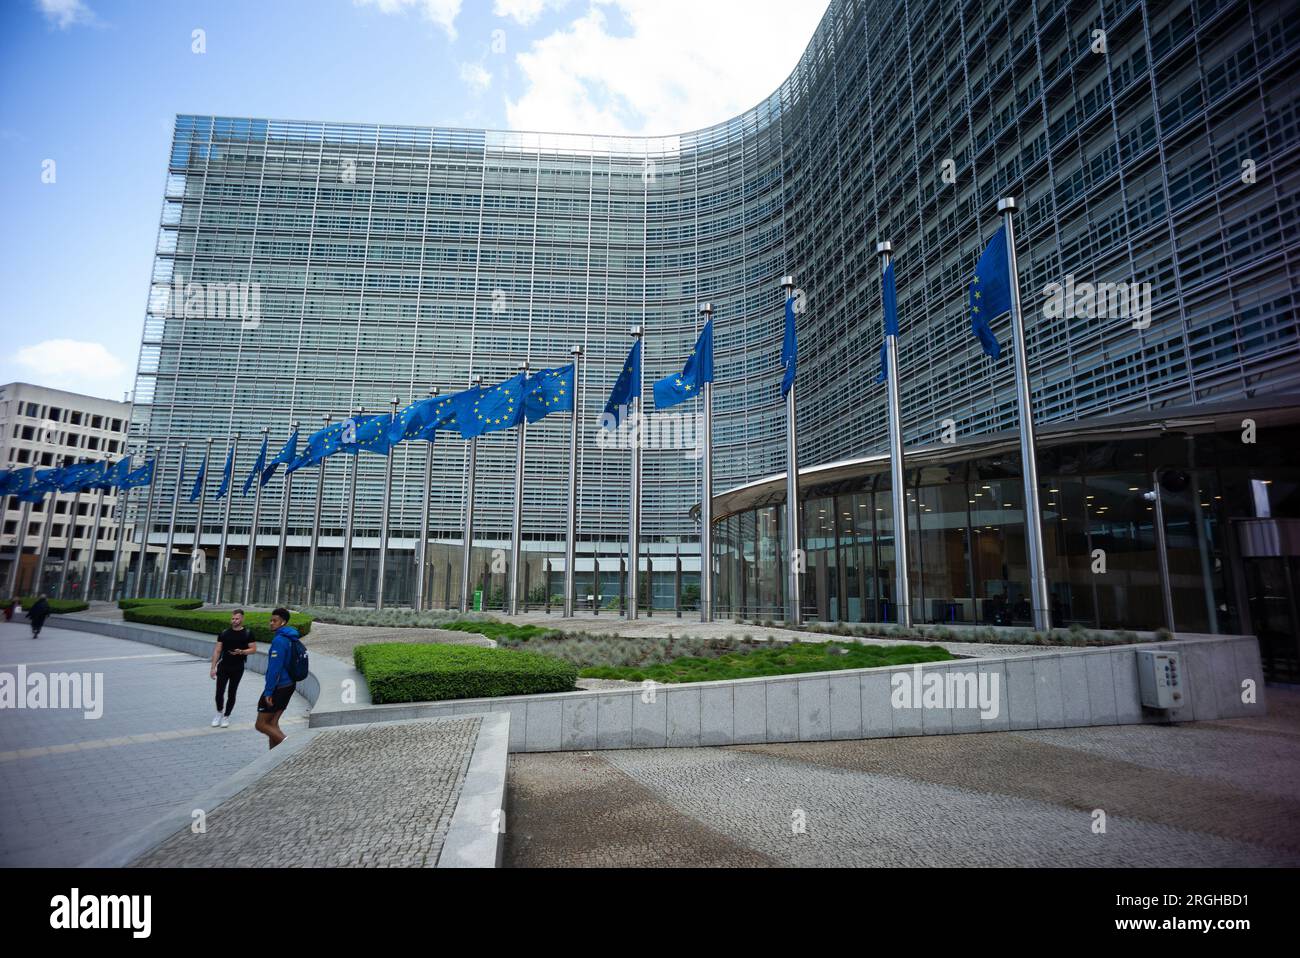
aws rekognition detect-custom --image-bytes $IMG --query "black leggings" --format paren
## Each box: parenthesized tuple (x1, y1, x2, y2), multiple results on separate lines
(215, 666, 245, 716)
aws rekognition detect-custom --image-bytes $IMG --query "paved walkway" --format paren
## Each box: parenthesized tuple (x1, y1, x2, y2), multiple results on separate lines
(133, 718, 480, 868)
(505, 689, 1300, 867)
(0, 619, 307, 866)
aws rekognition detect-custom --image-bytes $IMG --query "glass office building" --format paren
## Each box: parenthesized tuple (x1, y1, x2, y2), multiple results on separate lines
(128, 0, 1300, 625)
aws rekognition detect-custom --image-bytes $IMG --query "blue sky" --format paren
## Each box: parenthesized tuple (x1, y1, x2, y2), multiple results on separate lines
(0, 0, 827, 400)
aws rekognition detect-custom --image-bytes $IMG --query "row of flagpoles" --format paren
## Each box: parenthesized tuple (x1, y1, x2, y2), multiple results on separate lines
(2, 198, 1048, 628)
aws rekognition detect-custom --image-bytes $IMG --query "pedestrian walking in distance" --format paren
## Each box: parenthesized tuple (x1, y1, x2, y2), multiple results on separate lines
(26, 594, 50, 639)
(210, 608, 256, 728)
(255, 607, 306, 749)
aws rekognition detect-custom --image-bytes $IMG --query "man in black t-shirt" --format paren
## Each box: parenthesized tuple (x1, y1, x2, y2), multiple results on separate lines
(209, 609, 257, 728)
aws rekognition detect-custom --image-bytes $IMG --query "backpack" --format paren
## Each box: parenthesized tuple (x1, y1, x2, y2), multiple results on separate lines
(284, 633, 310, 682)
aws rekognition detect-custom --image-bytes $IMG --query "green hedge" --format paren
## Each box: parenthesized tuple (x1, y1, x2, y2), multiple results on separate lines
(354, 643, 578, 704)
(121, 607, 312, 638)
(118, 598, 204, 611)
(17, 597, 89, 614)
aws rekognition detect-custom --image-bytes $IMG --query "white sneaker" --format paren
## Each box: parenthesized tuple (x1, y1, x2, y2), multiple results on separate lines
(211, 713, 222, 727)
(219, 716, 230, 728)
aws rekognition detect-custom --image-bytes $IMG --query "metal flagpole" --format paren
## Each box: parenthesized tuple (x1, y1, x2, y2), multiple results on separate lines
(108, 478, 131, 602)
(189, 437, 214, 599)
(273, 422, 297, 607)
(781, 277, 803, 625)
(305, 414, 330, 606)
(7, 499, 32, 598)
(82, 476, 106, 600)
(376, 398, 399, 610)
(1145, 469, 1177, 633)
(34, 483, 58, 596)
(132, 448, 160, 598)
(215, 434, 238, 604)
(242, 427, 268, 606)
(998, 197, 1051, 630)
(161, 443, 186, 599)
(509, 362, 530, 616)
(878, 242, 913, 628)
(563, 348, 583, 617)
(459, 377, 482, 614)
(57, 483, 83, 600)
(627, 327, 643, 620)
(699, 304, 715, 623)
(340, 411, 360, 610)
(415, 388, 438, 612)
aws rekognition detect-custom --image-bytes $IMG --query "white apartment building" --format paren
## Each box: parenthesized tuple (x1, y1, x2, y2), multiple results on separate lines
(1, 382, 133, 598)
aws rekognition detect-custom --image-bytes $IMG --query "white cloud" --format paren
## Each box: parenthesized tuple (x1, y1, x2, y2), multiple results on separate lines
(460, 61, 493, 92)
(493, 0, 573, 26)
(12, 340, 129, 397)
(505, 0, 829, 137)
(353, 0, 463, 40)
(36, 0, 95, 29)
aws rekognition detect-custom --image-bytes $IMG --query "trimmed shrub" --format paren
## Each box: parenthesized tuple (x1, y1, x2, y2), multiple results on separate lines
(122, 606, 312, 638)
(579, 641, 953, 684)
(118, 598, 204, 611)
(354, 642, 578, 703)
(17, 597, 88, 614)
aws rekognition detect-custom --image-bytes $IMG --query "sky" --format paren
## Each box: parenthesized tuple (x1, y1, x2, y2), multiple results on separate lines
(0, 0, 829, 401)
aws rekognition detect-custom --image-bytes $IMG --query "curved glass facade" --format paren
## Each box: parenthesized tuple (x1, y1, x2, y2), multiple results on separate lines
(712, 399, 1300, 677)
(129, 0, 1300, 609)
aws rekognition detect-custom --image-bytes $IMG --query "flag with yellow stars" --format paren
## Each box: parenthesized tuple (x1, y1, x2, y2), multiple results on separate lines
(339, 414, 396, 456)
(969, 225, 1010, 359)
(653, 319, 713, 410)
(287, 421, 343, 475)
(241, 434, 268, 496)
(602, 340, 641, 429)
(523, 364, 575, 423)
(451, 374, 526, 439)
(261, 429, 300, 486)
(875, 260, 899, 384)
(388, 393, 459, 444)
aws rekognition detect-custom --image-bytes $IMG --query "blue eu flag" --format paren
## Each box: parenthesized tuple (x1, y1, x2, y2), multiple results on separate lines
(189, 452, 207, 502)
(121, 459, 154, 490)
(453, 374, 526, 439)
(262, 430, 299, 485)
(242, 435, 268, 496)
(389, 394, 458, 444)
(876, 261, 900, 384)
(57, 462, 102, 492)
(215, 446, 235, 500)
(4, 467, 33, 498)
(340, 414, 395, 456)
(781, 294, 797, 397)
(654, 320, 713, 410)
(969, 226, 1011, 359)
(602, 340, 641, 429)
(18, 467, 59, 502)
(524, 364, 575, 423)
(104, 457, 132, 491)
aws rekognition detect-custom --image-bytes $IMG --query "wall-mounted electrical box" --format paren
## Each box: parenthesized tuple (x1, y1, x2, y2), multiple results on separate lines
(1137, 650, 1184, 711)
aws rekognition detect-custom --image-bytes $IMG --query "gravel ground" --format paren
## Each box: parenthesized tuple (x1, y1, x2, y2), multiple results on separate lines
(301, 620, 494, 664)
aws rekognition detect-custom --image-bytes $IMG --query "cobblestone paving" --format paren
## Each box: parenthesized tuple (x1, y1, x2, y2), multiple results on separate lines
(0, 619, 307, 866)
(134, 718, 480, 867)
(504, 750, 774, 868)
(506, 692, 1300, 867)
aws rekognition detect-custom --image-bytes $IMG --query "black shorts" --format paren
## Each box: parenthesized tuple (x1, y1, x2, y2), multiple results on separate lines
(257, 683, 295, 713)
